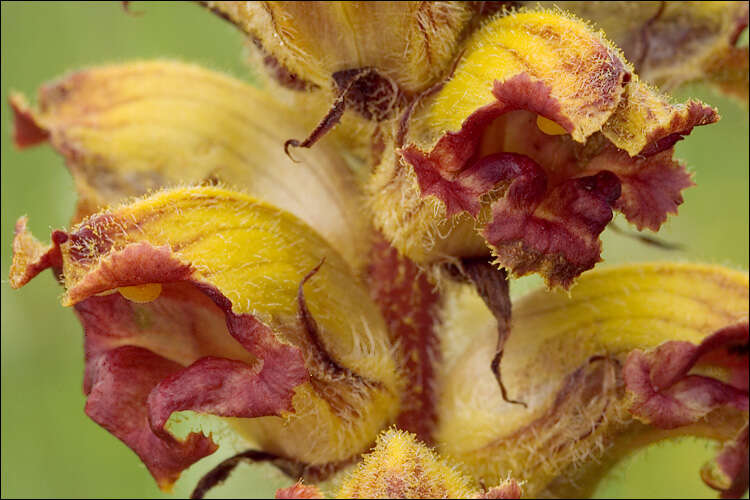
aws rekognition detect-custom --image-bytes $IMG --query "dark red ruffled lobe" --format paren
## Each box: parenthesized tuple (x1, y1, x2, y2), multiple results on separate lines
(588, 147, 695, 231)
(482, 168, 621, 288)
(147, 305, 309, 436)
(76, 279, 310, 488)
(624, 323, 749, 498)
(84, 345, 218, 489)
(703, 424, 749, 499)
(624, 322, 749, 428)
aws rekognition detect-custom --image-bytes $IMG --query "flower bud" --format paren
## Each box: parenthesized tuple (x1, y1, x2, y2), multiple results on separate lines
(336, 429, 521, 499)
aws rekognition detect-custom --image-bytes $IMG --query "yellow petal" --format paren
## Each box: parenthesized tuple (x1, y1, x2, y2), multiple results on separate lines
(410, 9, 632, 146)
(10, 61, 370, 271)
(435, 262, 748, 497)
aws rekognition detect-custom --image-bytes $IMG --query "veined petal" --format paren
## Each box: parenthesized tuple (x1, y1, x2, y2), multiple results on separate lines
(536, 1, 750, 101)
(10, 186, 401, 489)
(203, 1, 474, 95)
(372, 9, 717, 288)
(9, 61, 369, 270)
(406, 10, 633, 147)
(202, 2, 480, 157)
(435, 263, 748, 497)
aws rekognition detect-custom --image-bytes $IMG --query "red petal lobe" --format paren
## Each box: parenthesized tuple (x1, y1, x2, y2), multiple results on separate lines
(624, 322, 749, 428)
(85, 346, 218, 489)
(276, 482, 324, 499)
(9, 96, 49, 148)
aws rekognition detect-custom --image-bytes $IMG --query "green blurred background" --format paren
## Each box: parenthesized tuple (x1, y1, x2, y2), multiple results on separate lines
(1, 2, 747, 498)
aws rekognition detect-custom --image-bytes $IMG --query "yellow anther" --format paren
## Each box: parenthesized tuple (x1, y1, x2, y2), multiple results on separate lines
(536, 115, 568, 135)
(118, 283, 162, 303)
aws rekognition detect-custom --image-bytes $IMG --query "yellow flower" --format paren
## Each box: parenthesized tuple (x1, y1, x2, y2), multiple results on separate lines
(7, 3, 749, 499)
(435, 263, 748, 497)
(372, 9, 719, 288)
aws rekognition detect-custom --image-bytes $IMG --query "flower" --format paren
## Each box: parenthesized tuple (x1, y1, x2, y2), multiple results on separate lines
(6, 2, 749, 498)
(373, 10, 719, 288)
(434, 263, 748, 497)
